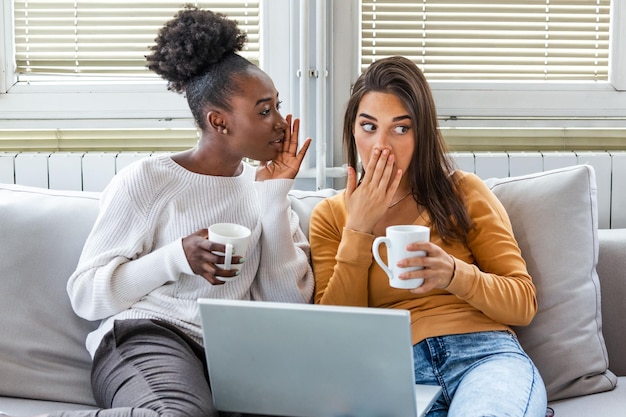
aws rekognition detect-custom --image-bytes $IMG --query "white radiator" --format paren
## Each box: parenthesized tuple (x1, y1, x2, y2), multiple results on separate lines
(0, 151, 151, 193)
(449, 151, 625, 229)
(0, 151, 624, 229)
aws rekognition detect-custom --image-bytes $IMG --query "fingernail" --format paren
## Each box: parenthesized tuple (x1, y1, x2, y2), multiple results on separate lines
(235, 270, 241, 276)
(239, 257, 246, 264)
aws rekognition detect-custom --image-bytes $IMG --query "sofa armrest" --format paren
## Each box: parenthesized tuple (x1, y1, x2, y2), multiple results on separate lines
(597, 228, 626, 377)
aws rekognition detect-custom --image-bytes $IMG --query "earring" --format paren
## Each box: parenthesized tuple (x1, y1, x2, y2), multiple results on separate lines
(223, 128, 228, 135)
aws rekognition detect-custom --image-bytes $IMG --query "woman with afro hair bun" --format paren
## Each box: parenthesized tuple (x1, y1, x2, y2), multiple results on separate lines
(10, 6, 314, 417)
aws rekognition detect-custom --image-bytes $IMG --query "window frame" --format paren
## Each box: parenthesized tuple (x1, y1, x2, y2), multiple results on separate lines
(1, 0, 14, 94)
(330, 0, 626, 131)
(0, 0, 281, 130)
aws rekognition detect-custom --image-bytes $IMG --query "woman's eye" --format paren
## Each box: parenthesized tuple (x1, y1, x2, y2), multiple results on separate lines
(394, 125, 410, 134)
(261, 101, 282, 116)
(361, 123, 376, 132)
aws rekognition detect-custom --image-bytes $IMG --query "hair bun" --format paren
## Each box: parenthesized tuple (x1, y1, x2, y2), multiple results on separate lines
(146, 5, 247, 93)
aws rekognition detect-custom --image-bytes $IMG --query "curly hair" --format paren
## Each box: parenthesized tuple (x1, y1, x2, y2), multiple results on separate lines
(146, 5, 253, 130)
(343, 56, 473, 245)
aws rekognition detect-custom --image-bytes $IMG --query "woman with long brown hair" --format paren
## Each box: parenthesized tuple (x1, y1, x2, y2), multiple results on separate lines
(310, 55, 548, 416)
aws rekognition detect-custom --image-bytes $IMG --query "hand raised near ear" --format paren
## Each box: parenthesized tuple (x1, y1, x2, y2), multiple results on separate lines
(256, 114, 311, 181)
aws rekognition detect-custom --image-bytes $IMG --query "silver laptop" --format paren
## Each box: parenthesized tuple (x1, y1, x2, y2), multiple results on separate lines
(198, 298, 441, 417)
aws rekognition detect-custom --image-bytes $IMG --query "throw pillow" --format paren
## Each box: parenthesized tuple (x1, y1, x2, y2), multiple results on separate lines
(288, 188, 338, 239)
(485, 164, 617, 401)
(0, 183, 100, 406)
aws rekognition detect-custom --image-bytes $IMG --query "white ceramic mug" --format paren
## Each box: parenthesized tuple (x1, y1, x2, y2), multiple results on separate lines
(208, 223, 252, 281)
(372, 225, 430, 289)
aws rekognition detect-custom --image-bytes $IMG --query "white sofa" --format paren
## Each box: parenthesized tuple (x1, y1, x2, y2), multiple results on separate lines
(1, 164, 624, 416)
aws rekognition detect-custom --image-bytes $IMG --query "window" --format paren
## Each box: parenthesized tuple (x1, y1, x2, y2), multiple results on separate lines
(0, 0, 265, 136)
(361, 0, 610, 81)
(331, 0, 626, 129)
(12, 0, 260, 81)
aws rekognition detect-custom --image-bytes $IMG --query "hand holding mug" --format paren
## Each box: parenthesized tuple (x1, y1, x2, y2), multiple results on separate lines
(372, 225, 457, 292)
(183, 223, 251, 285)
(208, 223, 251, 281)
(400, 240, 456, 294)
(372, 225, 430, 289)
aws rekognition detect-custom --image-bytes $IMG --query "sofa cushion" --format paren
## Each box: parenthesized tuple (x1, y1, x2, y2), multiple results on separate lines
(485, 165, 617, 401)
(596, 228, 626, 377)
(0, 183, 100, 406)
(548, 377, 626, 416)
(288, 188, 339, 239)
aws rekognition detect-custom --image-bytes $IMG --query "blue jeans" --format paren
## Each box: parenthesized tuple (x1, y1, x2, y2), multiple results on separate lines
(413, 331, 547, 417)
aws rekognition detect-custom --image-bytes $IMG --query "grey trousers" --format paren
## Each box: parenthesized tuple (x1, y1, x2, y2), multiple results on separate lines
(49, 319, 256, 417)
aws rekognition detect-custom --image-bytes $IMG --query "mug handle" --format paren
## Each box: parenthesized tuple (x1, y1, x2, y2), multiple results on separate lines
(372, 237, 393, 280)
(223, 243, 233, 270)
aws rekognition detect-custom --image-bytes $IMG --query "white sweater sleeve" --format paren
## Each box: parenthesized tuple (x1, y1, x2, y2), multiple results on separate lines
(252, 179, 314, 303)
(67, 180, 194, 321)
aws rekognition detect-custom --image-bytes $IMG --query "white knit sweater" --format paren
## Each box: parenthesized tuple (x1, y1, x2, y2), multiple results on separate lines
(67, 154, 314, 357)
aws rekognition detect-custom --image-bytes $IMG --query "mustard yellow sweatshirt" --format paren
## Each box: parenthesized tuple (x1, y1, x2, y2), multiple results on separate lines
(309, 170, 537, 346)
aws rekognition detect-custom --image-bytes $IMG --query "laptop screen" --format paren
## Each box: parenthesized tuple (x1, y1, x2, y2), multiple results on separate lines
(198, 299, 440, 417)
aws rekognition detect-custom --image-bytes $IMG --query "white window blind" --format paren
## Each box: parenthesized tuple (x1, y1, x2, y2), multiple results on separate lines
(361, 0, 610, 81)
(13, 0, 260, 80)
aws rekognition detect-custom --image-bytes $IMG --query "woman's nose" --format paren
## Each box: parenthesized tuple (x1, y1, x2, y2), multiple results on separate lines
(275, 112, 288, 129)
(375, 132, 391, 149)
(276, 115, 288, 130)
